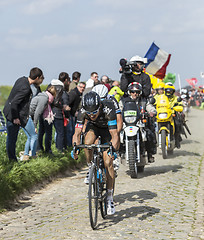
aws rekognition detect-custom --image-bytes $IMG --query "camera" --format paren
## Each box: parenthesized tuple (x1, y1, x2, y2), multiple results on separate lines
(119, 58, 132, 74)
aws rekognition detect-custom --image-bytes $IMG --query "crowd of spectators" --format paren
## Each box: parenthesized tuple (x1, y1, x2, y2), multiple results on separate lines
(1, 68, 124, 162)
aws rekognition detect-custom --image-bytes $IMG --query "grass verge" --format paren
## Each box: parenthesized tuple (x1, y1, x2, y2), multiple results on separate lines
(0, 130, 86, 212)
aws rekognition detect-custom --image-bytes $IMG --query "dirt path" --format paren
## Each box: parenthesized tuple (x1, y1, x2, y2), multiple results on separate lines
(0, 108, 203, 240)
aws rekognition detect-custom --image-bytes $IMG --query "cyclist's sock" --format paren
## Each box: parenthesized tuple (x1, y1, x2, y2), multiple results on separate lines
(107, 189, 114, 201)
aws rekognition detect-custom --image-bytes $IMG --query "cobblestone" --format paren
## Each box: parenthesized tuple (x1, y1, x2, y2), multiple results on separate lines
(0, 108, 203, 239)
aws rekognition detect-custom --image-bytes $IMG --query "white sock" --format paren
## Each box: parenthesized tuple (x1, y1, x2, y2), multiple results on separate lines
(107, 189, 113, 201)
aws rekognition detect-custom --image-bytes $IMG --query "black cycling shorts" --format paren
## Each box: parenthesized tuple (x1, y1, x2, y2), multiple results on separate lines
(85, 122, 111, 144)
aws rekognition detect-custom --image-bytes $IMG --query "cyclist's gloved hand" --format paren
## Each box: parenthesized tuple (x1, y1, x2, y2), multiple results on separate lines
(71, 150, 75, 159)
(71, 148, 80, 159)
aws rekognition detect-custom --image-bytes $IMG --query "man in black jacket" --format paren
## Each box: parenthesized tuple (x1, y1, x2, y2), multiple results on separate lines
(3, 67, 44, 161)
(120, 55, 152, 98)
(67, 82, 86, 146)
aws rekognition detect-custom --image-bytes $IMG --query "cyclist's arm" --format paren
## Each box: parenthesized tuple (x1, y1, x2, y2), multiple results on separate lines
(109, 128, 120, 151)
(73, 124, 83, 146)
(117, 113, 123, 133)
(72, 108, 86, 146)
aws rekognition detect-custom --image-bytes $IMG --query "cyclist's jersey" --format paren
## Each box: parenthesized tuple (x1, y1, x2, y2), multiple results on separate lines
(107, 95, 121, 115)
(76, 99, 117, 130)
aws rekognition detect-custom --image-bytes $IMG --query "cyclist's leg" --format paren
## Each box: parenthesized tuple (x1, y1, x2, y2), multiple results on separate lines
(84, 131, 97, 165)
(103, 151, 115, 189)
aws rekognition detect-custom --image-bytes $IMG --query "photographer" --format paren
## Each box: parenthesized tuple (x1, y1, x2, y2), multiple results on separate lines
(120, 55, 152, 98)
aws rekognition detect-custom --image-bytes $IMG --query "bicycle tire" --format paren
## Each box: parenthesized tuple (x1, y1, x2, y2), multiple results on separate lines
(88, 164, 99, 229)
(100, 169, 107, 219)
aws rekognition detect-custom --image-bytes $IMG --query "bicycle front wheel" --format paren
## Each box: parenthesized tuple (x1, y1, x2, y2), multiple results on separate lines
(88, 164, 99, 229)
(100, 169, 107, 219)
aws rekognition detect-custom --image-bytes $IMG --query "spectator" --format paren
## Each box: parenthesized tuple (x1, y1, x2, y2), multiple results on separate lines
(84, 72, 99, 94)
(109, 81, 124, 102)
(3, 67, 44, 162)
(66, 82, 86, 147)
(69, 71, 81, 92)
(21, 86, 57, 160)
(53, 72, 70, 152)
(101, 75, 111, 91)
(37, 78, 65, 154)
(21, 83, 42, 161)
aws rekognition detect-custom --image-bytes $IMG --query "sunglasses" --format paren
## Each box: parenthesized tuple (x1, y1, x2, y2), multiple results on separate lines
(86, 108, 99, 115)
(130, 90, 139, 94)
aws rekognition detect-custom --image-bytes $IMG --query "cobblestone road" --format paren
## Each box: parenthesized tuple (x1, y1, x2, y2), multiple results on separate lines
(0, 108, 204, 240)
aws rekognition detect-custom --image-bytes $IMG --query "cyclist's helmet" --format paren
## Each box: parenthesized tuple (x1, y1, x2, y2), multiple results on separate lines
(128, 82, 142, 95)
(82, 91, 101, 113)
(165, 84, 175, 97)
(92, 84, 108, 100)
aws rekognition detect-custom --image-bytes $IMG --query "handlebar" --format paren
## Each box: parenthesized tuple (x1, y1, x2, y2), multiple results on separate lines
(73, 142, 113, 155)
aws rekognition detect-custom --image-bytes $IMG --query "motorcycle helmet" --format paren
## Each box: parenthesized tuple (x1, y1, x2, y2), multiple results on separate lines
(165, 85, 175, 97)
(92, 84, 108, 100)
(82, 91, 101, 114)
(129, 55, 147, 72)
(181, 88, 187, 94)
(128, 82, 142, 95)
(129, 55, 147, 64)
(155, 82, 165, 90)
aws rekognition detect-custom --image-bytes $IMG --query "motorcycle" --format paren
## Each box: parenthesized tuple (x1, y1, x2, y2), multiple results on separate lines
(120, 99, 147, 178)
(156, 94, 183, 159)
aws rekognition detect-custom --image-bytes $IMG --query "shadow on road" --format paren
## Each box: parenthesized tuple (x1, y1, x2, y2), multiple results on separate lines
(125, 164, 183, 179)
(181, 139, 200, 145)
(114, 190, 157, 205)
(97, 190, 160, 229)
(169, 150, 201, 158)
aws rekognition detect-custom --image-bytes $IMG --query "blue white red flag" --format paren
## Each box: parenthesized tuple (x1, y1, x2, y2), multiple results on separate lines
(144, 42, 171, 79)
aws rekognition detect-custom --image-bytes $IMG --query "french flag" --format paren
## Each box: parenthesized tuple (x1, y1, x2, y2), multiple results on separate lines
(144, 42, 171, 79)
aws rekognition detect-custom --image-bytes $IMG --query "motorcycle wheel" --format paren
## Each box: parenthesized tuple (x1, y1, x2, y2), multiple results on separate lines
(128, 139, 137, 178)
(161, 130, 168, 159)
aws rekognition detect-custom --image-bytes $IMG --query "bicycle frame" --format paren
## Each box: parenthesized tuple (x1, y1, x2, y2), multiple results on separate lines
(73, 138, 113, 229)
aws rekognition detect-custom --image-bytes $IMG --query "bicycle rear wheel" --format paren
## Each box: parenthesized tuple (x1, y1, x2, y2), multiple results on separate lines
(88, 164, 99, 229)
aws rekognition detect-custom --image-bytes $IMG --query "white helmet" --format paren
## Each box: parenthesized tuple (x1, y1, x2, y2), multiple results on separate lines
(181, 88, 187, 94)
(92, 84, 108, 99)
(129, 55, 147, 64)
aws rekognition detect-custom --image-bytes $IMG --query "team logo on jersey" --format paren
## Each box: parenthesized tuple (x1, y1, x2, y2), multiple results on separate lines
(103, 105, 112, 115)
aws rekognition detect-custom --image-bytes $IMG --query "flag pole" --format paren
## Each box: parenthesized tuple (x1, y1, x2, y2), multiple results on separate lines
(178, 73, 182, 94)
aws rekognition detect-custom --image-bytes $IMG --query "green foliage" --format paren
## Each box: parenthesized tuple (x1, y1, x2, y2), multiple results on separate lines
(0, 130, 85, 209)
(0, 84, 48, 107)
(40, 84, 48, 92)
(0, 86, 12, 106)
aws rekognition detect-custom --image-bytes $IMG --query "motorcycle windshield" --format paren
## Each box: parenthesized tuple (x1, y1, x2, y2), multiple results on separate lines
(122, 100, 141, 121)
(156, 94, 171, 109)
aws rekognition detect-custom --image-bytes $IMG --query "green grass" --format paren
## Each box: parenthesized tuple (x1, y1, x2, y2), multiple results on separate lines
(0, 129, 85, 211)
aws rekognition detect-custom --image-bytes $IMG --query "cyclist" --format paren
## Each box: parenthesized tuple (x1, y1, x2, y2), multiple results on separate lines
(72, 91, 119, 215)
(92, 84, 122, 172)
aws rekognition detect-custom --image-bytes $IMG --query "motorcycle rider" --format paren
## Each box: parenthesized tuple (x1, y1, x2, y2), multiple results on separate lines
(154, 82, 165, 104)
(120, 82, 157, 163)
(164, 84, 183, 148)
(72, 91, 119, 215)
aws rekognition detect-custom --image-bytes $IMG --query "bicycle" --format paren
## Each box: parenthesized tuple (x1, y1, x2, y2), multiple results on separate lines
(73, 137, 113, 230)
